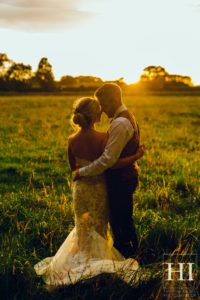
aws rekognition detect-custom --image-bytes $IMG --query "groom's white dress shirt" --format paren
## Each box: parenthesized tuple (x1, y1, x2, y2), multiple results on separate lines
(78, 104, 134, 177)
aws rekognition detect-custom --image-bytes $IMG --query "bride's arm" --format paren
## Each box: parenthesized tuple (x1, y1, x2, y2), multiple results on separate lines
(111, 145, 145, 169)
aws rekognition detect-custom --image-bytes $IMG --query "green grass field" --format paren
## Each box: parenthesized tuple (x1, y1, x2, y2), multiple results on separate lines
(0, 94, 199, 299)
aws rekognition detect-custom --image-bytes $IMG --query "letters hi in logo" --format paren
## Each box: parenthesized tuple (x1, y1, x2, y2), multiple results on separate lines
(163, 254, 198, 298)
(166, 262, 194, 281)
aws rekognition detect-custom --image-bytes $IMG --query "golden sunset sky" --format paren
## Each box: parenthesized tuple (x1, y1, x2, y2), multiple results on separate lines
(0, 0, 200, 84)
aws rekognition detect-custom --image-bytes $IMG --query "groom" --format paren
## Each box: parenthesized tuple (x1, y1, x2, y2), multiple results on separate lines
(74, 83, 140, 258)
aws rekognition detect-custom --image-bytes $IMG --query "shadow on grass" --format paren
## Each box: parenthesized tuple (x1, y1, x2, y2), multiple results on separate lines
(0, 265, 162, 300)
(0, 166, 67, 192)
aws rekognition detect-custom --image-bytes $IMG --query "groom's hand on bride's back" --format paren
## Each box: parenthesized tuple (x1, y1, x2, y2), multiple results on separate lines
(135, 145, 145, 160)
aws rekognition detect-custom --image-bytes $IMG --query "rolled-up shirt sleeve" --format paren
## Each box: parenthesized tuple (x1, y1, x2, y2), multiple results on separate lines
(78, 118, 134, 177)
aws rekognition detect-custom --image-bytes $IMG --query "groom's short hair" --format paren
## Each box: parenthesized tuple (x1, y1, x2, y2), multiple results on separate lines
(95, 83, 122, 105)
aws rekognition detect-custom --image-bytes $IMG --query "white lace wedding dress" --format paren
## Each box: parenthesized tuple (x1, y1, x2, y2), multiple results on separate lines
(34, 158, 139, 286)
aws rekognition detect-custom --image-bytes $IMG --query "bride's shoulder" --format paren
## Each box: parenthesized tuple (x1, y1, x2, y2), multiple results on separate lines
(68, 131, 80, 144)
(68, 135, 77, 151)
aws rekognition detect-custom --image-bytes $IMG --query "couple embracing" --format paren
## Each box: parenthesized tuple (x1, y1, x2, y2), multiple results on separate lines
(34, 83, 145, 286)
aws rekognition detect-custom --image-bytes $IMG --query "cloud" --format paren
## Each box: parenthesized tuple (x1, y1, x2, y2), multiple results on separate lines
(0, 0, 94, 31)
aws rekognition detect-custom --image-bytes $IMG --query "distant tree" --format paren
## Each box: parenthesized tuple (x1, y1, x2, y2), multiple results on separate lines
(140, 66, 168, 89)
(6, 63, 32, 81)
(58, 75, 104, 90)
(139, 65, 192, 90)
(141, 66, 167, 81)
(35, 57, 55, 91)
(165, 74, 192, 87)
(76, 76, 103, 88)
(5, 63, 33, 91)
(0, 53, 13, 90)
(0, 53, 12, 76)
(59, 75, 77, 87)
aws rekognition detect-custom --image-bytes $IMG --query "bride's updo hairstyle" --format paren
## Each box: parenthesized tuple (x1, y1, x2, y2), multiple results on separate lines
(72, 97, 101, 129)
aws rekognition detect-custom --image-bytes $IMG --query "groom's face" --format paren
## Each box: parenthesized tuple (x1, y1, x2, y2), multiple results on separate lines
(98, 99, 115, 118)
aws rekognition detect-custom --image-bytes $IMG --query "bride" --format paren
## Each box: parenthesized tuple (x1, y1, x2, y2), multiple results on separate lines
(34, 97, 144, 286)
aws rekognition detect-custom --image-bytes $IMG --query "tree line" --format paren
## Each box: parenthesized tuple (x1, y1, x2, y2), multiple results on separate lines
(135, 66, 195, 91)
(0, 53, 199, 92)
(0, 54, 55, 92)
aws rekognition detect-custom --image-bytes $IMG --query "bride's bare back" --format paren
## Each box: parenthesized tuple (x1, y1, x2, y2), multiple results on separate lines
(68, 129, 108, 170)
